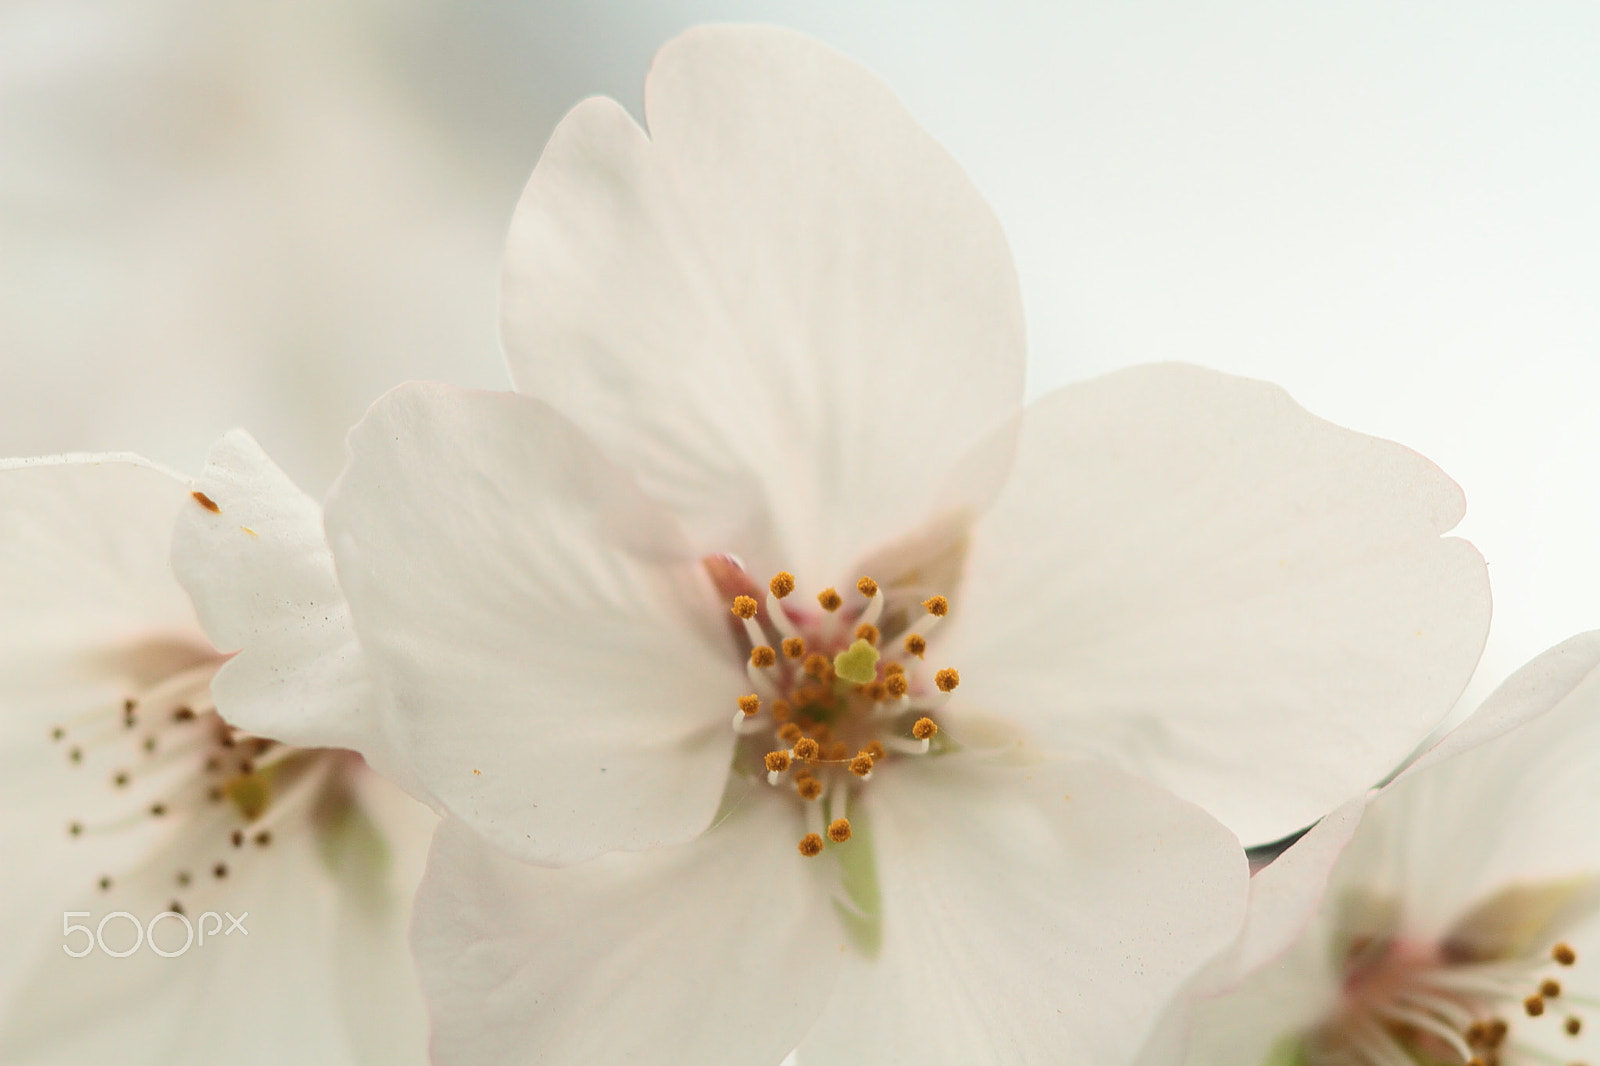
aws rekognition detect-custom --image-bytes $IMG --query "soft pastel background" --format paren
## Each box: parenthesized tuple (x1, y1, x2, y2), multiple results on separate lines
(4, 0, 1597, 719)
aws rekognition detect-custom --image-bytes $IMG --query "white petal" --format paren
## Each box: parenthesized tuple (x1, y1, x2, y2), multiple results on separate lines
(798, 758, 1248, 1066)
(1336, 631, 1600, 943)
(0, 456, 198, 650)
(502, 25, 1026, 580)
(0, 764, 428, 1066)
(1178, 634, 1600, 1064)
(0, 458, 207, 1005)
(325, 383, 743, 865)
(414, 792, 843, 1066)
(949, 363, 1490, 846)
(171, 431, 381, 759)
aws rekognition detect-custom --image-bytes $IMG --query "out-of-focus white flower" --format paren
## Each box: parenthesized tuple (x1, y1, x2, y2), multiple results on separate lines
(164, 25, 1497, 1064)
(1174, 632, 1600, 1066)
(0, 445, 434, 1066)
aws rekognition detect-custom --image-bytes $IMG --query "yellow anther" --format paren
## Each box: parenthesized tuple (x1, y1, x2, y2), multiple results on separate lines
(732, 595, 759, 620)
(778, 723, 803, 745)
(810, 723, 834, 746)
(856, 576, 879, 598)
(793, 738, 821, 762)
(904, 634, 927, 658)
(885, 673, 909, 698)
(828, 818, 852, 843)
(770, 572, 796, 599)
(750, 645, 777, 668)
(1555, 942, 1578, 965)
(1567, 1016, 1583, 1036)
(804, 653, 831, 679)
(935, 668, 960, 692)
(912, 717, 939, 740)
(798, 834, 824, 857)
(1526, 995, 1546, 1017)
(849, 752, 875, 777)
(817, 587, 843, 611)
(737, 694, 761, 717)
(765, 751, 792, 774)
(864, 740, 887, 761)
(1541, 979, 1562, 998)
(782, 637, 806, 659)
(825, 741, 850, 761)
(1488, 1019, 1508, 1046)
(883, 661, 905, 676)
(796, 776, 822, 801)
(864, 680, 888, 701)
(922, 595, 949, 617)
(854, 622, 880, 646)
(770, 699, 792, 723)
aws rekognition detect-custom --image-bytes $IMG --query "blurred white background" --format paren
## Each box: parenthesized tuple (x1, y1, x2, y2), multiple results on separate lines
(3, 0, 1596, 710)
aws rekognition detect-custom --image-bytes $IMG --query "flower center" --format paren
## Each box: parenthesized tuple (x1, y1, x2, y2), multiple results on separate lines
(50, 640, 352, 914)
(1310, 934, 1591, 1066)
(707, 561, 960, 857)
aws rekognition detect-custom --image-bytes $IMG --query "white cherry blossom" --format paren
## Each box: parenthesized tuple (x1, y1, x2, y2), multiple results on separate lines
(0, 443, 432, 1066)
(1174, 632, 1600, 1066)
(181, 24, 1492, 1065)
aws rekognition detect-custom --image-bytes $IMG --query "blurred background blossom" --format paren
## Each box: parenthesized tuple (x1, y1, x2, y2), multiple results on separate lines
(3, 0, 1597, 718)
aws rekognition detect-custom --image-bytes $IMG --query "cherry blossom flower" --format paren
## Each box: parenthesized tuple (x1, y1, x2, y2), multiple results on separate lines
(0, 441, 433, 1065)
(175, 24, 1489, 1065)
(1173, 632, 1600, 1066)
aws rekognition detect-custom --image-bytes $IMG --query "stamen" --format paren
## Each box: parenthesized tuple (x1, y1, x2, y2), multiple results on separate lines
(737, 695, 761, 716)
(1371, 1002, 1476, 1063)
(803, 653, 831, 680)
(849, 752, 874, 778)
(769, 699, 792, 723)
(1526, 995, 1546, 1017)
(883, 661, 904, 676)
(854, 623, 880, 646)
(828, 818, 852, 843)
(885, 673, 909, 698)
(777, 723, 804, 745)
(750, 646, 777, 669)
(922, 595, 949, 617)
(1542, 979, 1562, 998)
(857, 576, 884, 627)
(864, 740, 886, 761)
(1556, 943, 1579, 966)
(782, 637, 806, 660)
(731, 596, 759, 620)
(824, 741, 850, 761)
(795, 775, 822, 801)
(934, 668, 960, 692)
(765, 575, 803, 641)
(904, 634, 927, 658)
(817, 588, 842, 612)
(793, 738, 820, 763)
(1568, 1017, 1583, 1036)
(912, 718, 939, 740)
(798, 834, 824, 857)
